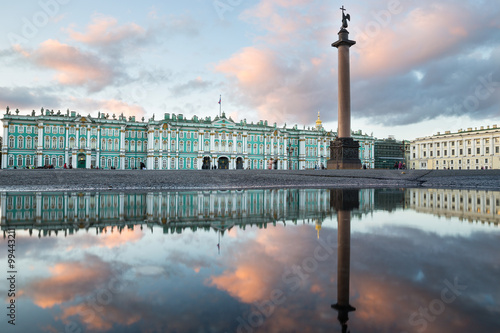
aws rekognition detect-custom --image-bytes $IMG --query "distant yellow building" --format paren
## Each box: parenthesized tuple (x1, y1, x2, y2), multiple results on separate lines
(409, 125, 500, 170)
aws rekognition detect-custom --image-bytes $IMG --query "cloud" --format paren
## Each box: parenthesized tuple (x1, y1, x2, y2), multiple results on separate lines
(215, 46, 335, 125)
(17, 39, 117, 92)
(170, 77, 213, 96)
(68, 97, 147, 118)
(0, 86, 60, 110)
(65, 15, 147, 47)
(20, 254, 114, 309)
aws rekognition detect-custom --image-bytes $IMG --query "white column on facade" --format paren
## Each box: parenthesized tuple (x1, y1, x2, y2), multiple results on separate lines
(317, 138, 321, 167)
(167, 130, 171, 152)
(210, 130, 215, 153)
(299, 136, 306, 169)
(37, 122, 44, 167)
(147, 126, 154, 169)
(176, 130, 179, 152)
(96, 127, 101, 168)
(158, 129, 163, 170)
(175, 130, 179, 169)
(76, 125, 80, 148)
(86, 125, 91, 148)
(284, 136, 289, 170)
(480, 138, 485, 156)
(64, 124, 69, 166)
(120, 126, 126, 170)
(85, 126, 91, 169)
(2, 123, 8, 168)
(264, 135, 267, 156)
(233, 131, 237, 156)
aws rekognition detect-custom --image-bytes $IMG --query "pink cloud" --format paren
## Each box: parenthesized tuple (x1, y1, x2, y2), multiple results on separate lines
(19, 39, 115, 91)
(352, 4, 474, 78)
(215, 46, 335, 124)
(20, 256, 113, 309)
(68, 97, 146, 118)
(65, 15, 146, 46)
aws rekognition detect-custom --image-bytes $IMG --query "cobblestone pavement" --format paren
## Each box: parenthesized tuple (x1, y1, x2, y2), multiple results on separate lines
(0, 169, 499, 192)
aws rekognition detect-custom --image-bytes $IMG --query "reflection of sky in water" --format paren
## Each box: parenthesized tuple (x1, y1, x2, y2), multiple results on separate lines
(0, 189, 499, 333)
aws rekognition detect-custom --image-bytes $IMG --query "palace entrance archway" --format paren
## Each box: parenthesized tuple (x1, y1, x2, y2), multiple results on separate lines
(77, 153, 86, 169)
(236, 157, 244, 169)
(218, 157, 229, 170)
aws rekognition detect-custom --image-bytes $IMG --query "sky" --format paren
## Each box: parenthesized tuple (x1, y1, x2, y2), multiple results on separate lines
(0, 0, 499, 141)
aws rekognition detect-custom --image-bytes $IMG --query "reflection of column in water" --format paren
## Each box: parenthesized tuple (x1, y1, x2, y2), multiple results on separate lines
(332, 209, 356, 333)
(330, 189, 358, 333)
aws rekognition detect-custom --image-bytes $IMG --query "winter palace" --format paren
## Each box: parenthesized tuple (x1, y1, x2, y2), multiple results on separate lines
(1, 107, 375, 170)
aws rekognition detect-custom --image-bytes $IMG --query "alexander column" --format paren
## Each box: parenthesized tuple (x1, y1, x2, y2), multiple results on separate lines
(327, 6, 361, 169)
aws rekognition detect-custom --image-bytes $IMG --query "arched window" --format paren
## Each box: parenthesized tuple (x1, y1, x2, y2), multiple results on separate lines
(59, 137, 64, 149)
(34, 137, 38, 148)
(125, 158, 129, 169)
(80, 138, 86, 149)
(101, 139, 106, 150)
(8, 156, 14, 166)
(17, 155, 23, 167)
(130, 140, 135, 152)
(58, 156, 64, 167)
(180, 141, 184, 151)
(107, 158, 112, 168)
(162, 140, 167, 150)
(44, 136, 50, 149)
(204, 141, 209, 151)
(17, 136, 23, 148)
(44, 156, 49, 166)
(108, 139, 112, 151)
(186, 157, 191, 169)
(114, 157, 118, 168)
(154, 157, 159, 169)
(114, 139, 119, 151)
(101, 157, 106, 168)
(26, 155, 31, 166)
(162, 158, 167, 169)
(69, 137, 75, 148)
(52, 137, 57, 149)
(154, 140, 159, 150)
(91, 138, 96, 149)
(52, 157, 57, 166)
(179, 158, 184, 169)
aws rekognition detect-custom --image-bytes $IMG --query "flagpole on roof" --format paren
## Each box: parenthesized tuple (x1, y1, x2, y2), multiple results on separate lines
(219, 94, 221, 117)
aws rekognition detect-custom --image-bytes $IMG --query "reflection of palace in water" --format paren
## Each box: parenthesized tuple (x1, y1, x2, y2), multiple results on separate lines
(1, 189, 333, 235)
(408, 189, 500, 226)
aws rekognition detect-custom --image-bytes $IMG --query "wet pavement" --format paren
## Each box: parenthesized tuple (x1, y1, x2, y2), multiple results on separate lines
(0, 169, 499, 192)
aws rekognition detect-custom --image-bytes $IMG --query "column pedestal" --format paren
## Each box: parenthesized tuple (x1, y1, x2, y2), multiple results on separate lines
(327, 137, 361, 169)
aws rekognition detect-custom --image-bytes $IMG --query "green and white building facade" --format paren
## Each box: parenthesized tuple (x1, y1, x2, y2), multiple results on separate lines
(1, 108, 375, 170)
